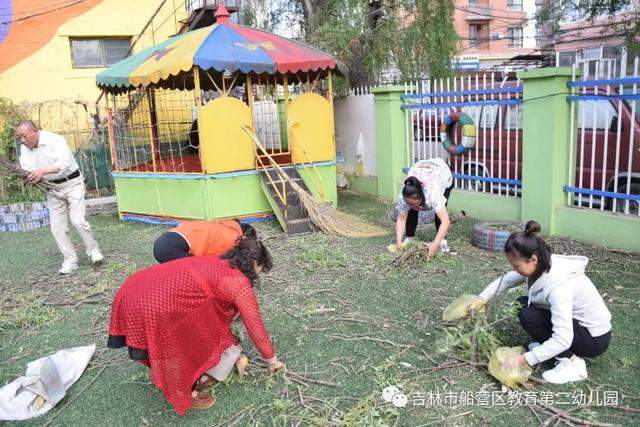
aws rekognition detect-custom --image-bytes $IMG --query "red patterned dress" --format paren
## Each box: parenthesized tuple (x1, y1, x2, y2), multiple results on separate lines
(107, 256, 275, 415)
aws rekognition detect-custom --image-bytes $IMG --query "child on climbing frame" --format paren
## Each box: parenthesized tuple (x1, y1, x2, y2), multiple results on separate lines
(391, 158, 454, 259)
(469, 220, 612, 384)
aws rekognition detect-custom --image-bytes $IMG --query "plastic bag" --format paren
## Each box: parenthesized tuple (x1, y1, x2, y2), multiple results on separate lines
(488, 346, 533, 389)
(442, 294, 485, 322)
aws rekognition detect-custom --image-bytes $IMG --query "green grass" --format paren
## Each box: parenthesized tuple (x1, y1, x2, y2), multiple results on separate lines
(0, 191, 639, 425)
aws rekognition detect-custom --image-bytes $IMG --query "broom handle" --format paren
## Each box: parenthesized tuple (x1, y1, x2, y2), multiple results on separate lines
(241, 125, 295, 185)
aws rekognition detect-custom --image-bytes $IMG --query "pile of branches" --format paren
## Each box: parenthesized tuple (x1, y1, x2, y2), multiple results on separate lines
(390, 243, 429, 269)
(0, 156, 53, 192)
(438, 312, 502, 363)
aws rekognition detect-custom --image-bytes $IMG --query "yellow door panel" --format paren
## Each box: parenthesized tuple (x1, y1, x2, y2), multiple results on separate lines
(198, 96, 254, 174)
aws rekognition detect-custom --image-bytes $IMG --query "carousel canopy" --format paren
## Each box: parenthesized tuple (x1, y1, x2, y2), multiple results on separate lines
(96, 4, 338, 92)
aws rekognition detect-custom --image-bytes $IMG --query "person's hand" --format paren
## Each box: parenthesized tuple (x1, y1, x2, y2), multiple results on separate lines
(505, 354, 526, 369)
(267, 360, 285, 374)
(26, 168, 49, 183)
(424, 241, 438, 260)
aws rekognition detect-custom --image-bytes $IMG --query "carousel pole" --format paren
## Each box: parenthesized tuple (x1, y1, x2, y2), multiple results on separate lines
(193, 67, 205, 171)
(246, 75, 255, 160)
(283, 74, 290, 154)
(146, 87, 160, 172)
(327, 70, 334, 107)
(105, 91, 119, 171)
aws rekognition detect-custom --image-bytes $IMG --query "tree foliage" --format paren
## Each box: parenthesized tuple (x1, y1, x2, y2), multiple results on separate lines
(537, 0, 638, 54)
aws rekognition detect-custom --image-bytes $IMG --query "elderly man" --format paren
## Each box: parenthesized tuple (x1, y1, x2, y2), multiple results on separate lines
(16, 120, 103, 274)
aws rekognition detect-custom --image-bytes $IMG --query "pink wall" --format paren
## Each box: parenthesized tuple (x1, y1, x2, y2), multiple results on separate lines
(454, 0, 534, 57)
(554, 14, 629, 52)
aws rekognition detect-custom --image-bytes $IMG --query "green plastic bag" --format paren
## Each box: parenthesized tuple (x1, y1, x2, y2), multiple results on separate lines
(442, 294, 484, 322)
(488, 346, 533, 389)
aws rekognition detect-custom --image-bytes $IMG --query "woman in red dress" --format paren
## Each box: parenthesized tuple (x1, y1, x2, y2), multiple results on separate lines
(107, 238, 283, 415)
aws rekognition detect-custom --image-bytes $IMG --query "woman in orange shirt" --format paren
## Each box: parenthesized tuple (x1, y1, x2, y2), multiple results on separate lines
(153, 219, 257, 263)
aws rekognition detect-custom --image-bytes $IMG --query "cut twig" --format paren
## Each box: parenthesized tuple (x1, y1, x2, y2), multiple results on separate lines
(327, 333, 415, 349)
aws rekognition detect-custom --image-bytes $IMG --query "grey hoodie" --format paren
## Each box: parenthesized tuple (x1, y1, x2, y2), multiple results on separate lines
(479, 255, 612, 365)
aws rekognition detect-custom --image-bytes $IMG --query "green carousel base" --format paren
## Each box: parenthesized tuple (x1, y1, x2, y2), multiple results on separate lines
(112, 162, 338, 221)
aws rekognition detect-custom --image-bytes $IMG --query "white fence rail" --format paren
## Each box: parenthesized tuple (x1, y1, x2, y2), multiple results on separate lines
(566, 58, 640, 216)
(401, 74, 523, 198)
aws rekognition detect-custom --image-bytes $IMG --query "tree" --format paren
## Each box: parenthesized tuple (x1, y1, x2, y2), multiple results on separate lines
(305, 0, 459, 86)
(537, 0, 638, 55)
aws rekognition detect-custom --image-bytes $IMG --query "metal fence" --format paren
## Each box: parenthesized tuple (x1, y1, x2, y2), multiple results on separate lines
(566, 57, 640, 216)
(401, 73, 523, 198)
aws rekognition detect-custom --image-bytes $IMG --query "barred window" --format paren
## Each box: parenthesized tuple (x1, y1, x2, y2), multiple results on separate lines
(70, 38, 131, 68)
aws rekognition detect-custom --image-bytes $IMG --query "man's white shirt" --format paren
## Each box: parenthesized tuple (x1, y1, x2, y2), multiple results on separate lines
(19, 131, 79, 181)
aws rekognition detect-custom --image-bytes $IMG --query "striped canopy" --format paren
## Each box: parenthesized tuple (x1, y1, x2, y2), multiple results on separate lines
(96, 6, 338, 92)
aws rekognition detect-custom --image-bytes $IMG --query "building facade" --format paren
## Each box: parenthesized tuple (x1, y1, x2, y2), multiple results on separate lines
(453, 0, 539, 70)
(0, 0, 187, 105)
(553, 12, 634, 78)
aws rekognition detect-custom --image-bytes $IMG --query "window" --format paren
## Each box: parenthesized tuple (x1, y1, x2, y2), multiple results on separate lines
(507, 0, 522, 11)
(578, 100, 617, 130)
(469, 24, 479, 48)
(507, 27, 523, 48)
(557, 50, 576, 67)
(505, 105, 522, 130)
(70, 38, 131, 68)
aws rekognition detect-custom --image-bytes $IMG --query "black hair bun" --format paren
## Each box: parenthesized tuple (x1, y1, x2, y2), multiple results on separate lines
(404, 176, 421, 187)
(524, 220, 541, 236)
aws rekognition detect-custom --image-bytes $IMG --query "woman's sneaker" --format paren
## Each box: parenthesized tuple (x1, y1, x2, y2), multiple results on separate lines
(542, 356, 588, 384)
(59, 261, 78, 275)
(527, 342, 541, 351)
(439, 239, 450, 253)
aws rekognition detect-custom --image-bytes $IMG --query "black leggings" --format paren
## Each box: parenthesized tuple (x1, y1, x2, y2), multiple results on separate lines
(153, 231, 192, 263)
(406, 183, 454, 238)
(517, 296, 611, 360)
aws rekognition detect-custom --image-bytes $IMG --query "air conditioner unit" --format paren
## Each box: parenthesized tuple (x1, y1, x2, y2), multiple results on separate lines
(491, 32, 503, 40)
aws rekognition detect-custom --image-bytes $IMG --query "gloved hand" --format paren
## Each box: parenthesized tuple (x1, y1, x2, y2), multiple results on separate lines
(468, 296, 487, 314)
(443, 295, 487, 322)
(387, 242, 409, 253)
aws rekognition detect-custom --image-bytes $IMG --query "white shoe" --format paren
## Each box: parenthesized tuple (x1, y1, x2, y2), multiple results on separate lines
(90, 250, 104, 264)
(403, 237, 414, 245)
(439, 239, 450, 253)
(528, 342, 541, 351)
(59, 262, 79, 275)
(542, 356, 588, 384)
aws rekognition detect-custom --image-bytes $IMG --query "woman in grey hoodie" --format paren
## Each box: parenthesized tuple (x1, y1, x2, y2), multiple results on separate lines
(473, 221, 612, 384)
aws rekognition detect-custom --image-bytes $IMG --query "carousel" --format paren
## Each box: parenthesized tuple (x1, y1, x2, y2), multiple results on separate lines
(96, 4, 339, 231)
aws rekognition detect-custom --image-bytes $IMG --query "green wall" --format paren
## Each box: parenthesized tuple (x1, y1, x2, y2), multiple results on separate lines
(372, 85, 408, 201)
(297, 165, 338, 206)
(555, 207, 640, 251)
(448, 190, 522, 223)
(345, 174, 378, 196)
(517, 68, 576, 234)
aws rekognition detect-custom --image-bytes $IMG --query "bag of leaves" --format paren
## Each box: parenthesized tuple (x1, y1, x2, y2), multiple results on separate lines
(442, 294, 485, 322)
(488, 346, 533, 389)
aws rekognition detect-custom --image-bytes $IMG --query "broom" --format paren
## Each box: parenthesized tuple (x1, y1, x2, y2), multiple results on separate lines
(241, 126, 387, 238)
(0, 155, 54, 192)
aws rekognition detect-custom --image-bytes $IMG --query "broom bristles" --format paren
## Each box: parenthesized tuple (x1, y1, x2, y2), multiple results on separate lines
(290, 180, 387, 238)
(241, 124, 387, 238)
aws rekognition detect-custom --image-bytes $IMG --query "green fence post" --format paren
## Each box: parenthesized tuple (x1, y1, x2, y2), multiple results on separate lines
(517, 68, 576, 235)
(372, 85, 408, 201)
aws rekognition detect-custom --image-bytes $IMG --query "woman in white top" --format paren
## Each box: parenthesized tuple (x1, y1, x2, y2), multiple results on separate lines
(392, 158, 454, 258)
(472, 221, 612, 384)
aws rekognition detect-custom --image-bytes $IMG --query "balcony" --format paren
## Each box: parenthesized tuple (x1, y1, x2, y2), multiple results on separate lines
(185, 0, 239, 12)
(464, 4, 494, 21)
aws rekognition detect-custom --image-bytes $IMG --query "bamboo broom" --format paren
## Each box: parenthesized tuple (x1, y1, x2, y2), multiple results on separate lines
(0, 155, 54, 192)
(242, 126, 387, 238)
